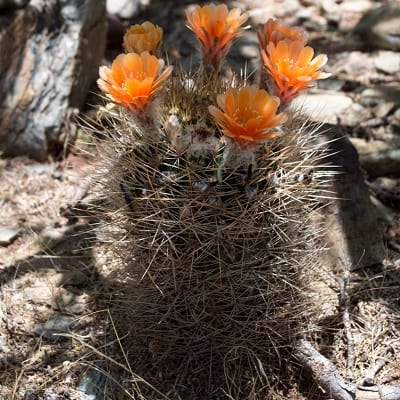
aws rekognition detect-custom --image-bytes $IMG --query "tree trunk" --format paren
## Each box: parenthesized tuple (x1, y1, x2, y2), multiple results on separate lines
(0, 0, 106, 160)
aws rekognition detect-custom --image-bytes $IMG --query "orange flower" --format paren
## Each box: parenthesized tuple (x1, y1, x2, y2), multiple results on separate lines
(185, 3, 248, 69)
(261, 40, 331, 105)
(208, 86, 286, 144)
(257, 18, 307, 51)
(97, 51, 172, 114)
(123, 21, 163, 54)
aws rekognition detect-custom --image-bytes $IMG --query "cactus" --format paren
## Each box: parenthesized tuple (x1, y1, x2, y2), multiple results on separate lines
(92, 5, 333, 399)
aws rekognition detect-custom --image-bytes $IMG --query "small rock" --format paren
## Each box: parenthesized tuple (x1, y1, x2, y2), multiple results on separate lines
(293, 91, 370, 126)
(339, 0, 373, 13)
(317, 78, 346, 91)
(58, 269, 89, 288)
(106, 0, 140, 19)
(23, 390, 39, 400)
(354, 5, 400, 51)
(370, 195, 393, 225)
(23, 163, 53, 174)
(303, 13, 328, 31)
(321, 0, 339, 14)
(350, 138, 391, 155)
(374, 177, 399, 192)
(373, 51, 400, 74)
(231, 31, 258, 59)
(61, 293, 91, 314)
(43, 390, 59, 400)
(360, 85, 400, 108)
(0, 226, 21, 245)
(249, 6, 280, 24)
(279, 0, 301, 15)
(370, 177, 400, 209)
(251, 0, 300, 20)
(392, 108, 400, 127)
(77, 367, 108, 400)
(0, 336, 10, 354)
(340, 102, 371, 126)
(293, 91, 352, 124)
(373, 102, 395, 118)
(332, 51, 375, 77)
(34, 314, 77, 342)
(65, 302, 88, 314)
(296, 6, 315, 19)
(350, 138, 400, 177)
(338, 1, 374, 31)
(228, 32, 259, 73)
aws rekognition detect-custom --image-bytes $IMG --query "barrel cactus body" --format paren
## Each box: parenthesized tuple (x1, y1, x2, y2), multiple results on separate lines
(93, 6, 332, 399)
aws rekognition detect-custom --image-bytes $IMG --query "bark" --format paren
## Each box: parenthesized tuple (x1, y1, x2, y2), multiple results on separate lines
(0, 0, 106, 160)
(295, 339, 356, 400)
(294, 339, 400, 400)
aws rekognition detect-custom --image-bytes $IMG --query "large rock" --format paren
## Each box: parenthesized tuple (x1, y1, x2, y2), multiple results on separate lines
(354, 4, 400, 51)
(320, 124, 386, 270)
(0, 0, 106, 160)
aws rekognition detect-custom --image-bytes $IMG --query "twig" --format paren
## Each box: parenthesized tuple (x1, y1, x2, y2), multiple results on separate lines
(361, 359, 387, 386)
(338, 269, 355, 380)
(294, 339, 400, 400)
(294, 339, 356, 400)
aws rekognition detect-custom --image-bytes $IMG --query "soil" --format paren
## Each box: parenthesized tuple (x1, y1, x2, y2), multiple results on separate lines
(1, 0, 400, 399)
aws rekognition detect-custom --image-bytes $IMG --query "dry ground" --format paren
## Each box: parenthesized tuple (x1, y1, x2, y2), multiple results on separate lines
(1, 0, 400, 399)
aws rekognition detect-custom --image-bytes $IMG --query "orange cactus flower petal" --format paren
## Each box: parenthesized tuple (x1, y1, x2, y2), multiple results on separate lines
(109, 57, 127, 85)
(298, 46, 314, 65)
(123, 21, 163, 54)
(257, 18, 307, 51)
(209, 86, 286, 144)
(262, 40, 331, 104)
(125, 54, 142, 78)
(310, 54, 328, 69)
(185, 3, 248, 69)
(97, 51, 172, 114)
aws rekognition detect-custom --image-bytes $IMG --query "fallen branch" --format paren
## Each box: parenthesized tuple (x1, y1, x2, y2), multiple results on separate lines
(294, 339, 400, 400)
(294, 339, 356, 400)
(362, 359, 387, 386)
(338, 269, 355, 380)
